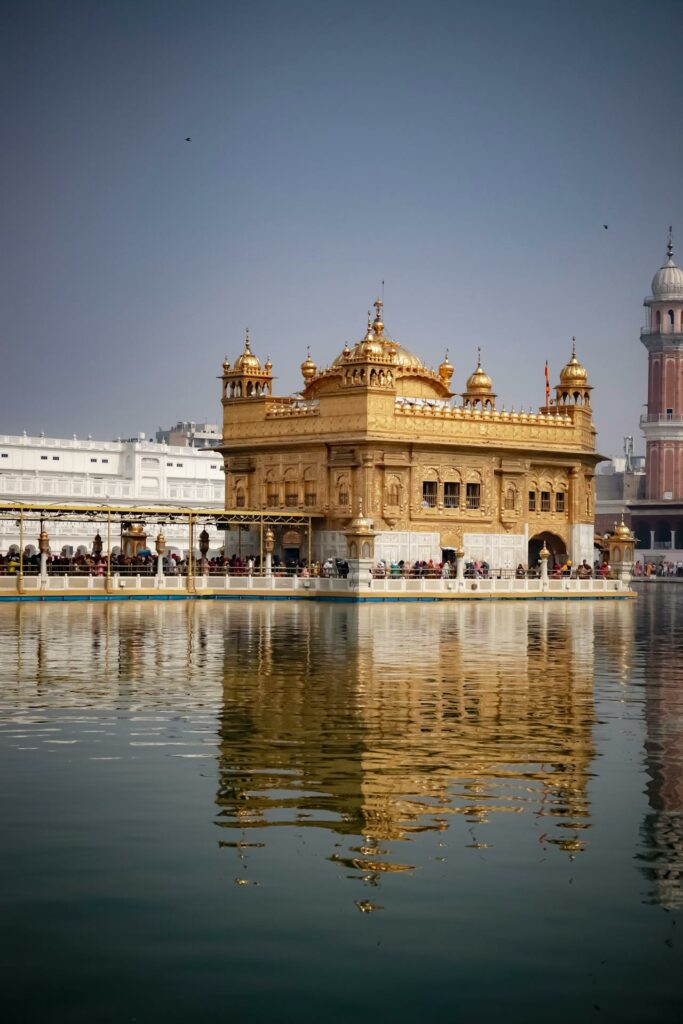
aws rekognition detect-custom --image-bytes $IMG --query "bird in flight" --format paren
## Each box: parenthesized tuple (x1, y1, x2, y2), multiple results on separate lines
(603, 224, 608, 229)
(185, 137, 191, 142)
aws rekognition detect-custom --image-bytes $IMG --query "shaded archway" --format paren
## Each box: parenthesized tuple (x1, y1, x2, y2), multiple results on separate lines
(528, 531, 566, 569)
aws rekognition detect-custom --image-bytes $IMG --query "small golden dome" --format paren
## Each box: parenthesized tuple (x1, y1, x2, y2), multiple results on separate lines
(234, 330, 261, 372)
(222, 354, 230, 373)
(438, 350, 454, 383)
(301, 348, 317, 381)
(264, 354, 273, 372)
(559, 340, 588, 385)
(613, 516, 632, 540)
(360, 337, 384, 357)
(466, 352, 493, 394)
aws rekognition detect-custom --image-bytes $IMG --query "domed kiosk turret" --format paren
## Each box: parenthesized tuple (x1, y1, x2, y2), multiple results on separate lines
(221, 329, 273, 401)
(556, 339, 591, 407)
(644, 229, 683, 335)
(462, 349, 495, 410)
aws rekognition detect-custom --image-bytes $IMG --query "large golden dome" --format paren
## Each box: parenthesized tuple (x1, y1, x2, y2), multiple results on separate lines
(559, 342, 587, 385)
(234, 331, 261, 372)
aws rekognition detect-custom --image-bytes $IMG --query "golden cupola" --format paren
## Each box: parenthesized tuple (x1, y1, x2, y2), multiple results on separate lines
(556, 339, 592, 408)
(462, 350, 496, 409)
(301, 348, 317, 382)
(234, 330, 261, 372)
(221, 329, 273, 402)
(613, 516, 633, 541)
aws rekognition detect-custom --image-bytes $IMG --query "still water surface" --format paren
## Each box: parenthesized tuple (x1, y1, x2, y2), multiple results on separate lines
(0, 593, 682, 1022)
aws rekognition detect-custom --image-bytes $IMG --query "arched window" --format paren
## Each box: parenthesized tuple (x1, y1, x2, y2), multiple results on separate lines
(285, 477, 298, 507)
(668, 309, 675, 327)
(504, 486, 516, 511)
(387, 480, 400, 506)
(656, 310, 661, 329)
(246, 382, 253, 397)
(337, 476, 350, 507)
(303, 468, 317, 507)
(266, 471, 279, 508)
(235, 487, 245, 508)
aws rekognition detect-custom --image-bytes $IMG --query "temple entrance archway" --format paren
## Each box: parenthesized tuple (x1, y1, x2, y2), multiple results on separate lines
(528, 531, 566, 569)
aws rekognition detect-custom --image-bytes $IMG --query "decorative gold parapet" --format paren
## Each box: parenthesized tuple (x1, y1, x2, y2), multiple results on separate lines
(265, 399, 321, 419)
(393, 401, 573, 426)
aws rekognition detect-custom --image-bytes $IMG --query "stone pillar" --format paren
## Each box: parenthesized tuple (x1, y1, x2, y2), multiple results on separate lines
(344, 502, 377, 591)
(650, 529, 656, 550)
(540, 542, 550, 588)
(264, 527, 274, 578)
(155, 531, 166, 581)
(455, 546, 465, 582)
(671, 529, 676, 550)
(38, 529, 49, 585)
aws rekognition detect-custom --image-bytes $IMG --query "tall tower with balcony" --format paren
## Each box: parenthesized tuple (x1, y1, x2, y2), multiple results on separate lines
(641, 231, 683, 500)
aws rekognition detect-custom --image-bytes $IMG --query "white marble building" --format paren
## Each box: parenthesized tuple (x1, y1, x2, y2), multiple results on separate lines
(0, 432, 225, 556)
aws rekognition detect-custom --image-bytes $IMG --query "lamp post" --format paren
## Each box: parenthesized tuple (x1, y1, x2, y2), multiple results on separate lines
(199, 528, 210, 576)
(540, 543, 550, 588)
(39, 528, 49, 585)
(156, 531, 166, 582)
(18, 508, 24, 595)
(264, 527, 275, 578)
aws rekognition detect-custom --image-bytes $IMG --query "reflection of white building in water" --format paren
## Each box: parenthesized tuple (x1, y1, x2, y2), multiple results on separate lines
(0, 432, 224, 555)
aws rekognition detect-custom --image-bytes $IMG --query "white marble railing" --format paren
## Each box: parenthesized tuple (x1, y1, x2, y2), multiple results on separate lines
(0, 574, 628, 596)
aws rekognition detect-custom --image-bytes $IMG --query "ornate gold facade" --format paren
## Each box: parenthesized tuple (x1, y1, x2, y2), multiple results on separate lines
(219, 302, 600, 566)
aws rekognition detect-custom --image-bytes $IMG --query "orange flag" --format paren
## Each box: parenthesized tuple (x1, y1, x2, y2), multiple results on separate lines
(545, 361, 550, 408)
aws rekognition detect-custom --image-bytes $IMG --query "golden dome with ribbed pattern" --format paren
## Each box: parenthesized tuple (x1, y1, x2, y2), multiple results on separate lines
(234, 331, 261, 372)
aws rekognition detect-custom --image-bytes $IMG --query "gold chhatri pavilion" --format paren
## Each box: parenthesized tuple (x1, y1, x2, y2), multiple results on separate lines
(219, 301, 599, 568)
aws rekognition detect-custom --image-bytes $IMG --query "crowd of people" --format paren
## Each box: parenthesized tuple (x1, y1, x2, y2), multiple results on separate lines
(0, 548, 648, 581)
(633, 560, 683, 577)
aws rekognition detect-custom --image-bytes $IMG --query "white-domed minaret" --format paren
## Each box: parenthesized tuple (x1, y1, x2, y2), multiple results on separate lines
(641, 229, 683, 500)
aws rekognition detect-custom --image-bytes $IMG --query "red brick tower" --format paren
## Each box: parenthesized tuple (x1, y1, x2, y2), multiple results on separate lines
(641, 230, 683, 500)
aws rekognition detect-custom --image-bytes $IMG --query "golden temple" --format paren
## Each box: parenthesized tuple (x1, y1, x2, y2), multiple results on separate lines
(220, 300, 600, 568)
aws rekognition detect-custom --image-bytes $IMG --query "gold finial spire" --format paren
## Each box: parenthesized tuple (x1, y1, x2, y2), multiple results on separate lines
(372, 296, 384, 337)
(571, 336, 576, 358)
(476, 345, 481, 367)
(300, 346, 317, 381)
(438, 348, 454, 384)
(245, 328, 251, 350)
(668, 225, 674, 262)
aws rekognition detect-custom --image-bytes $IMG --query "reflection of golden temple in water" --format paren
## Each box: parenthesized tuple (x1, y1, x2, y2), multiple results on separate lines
(213, 601, 611, 874)
(0, 599, 637, 884)
(637, 595, 683, 909)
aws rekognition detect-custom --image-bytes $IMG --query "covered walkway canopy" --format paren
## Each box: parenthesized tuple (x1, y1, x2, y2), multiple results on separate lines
(0, 501, 323, 527)
(0, 501, 325, 573)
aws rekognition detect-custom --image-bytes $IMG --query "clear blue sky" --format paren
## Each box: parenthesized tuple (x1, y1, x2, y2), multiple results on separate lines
(2, 0, 682, 455)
